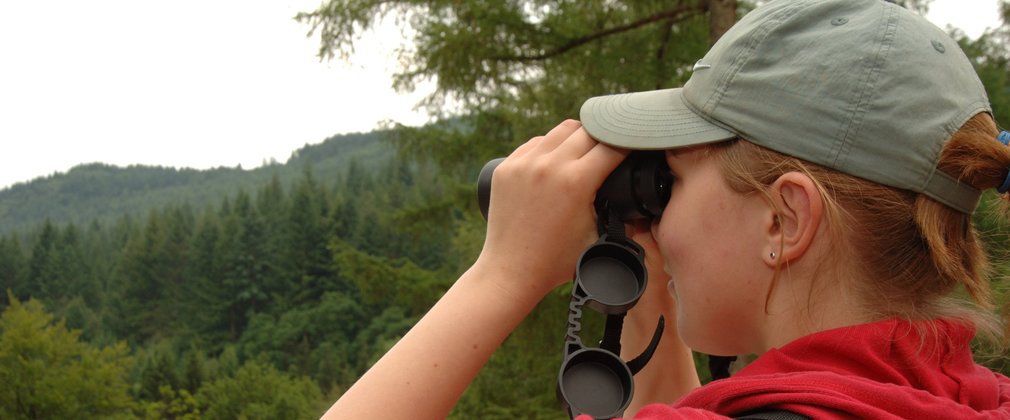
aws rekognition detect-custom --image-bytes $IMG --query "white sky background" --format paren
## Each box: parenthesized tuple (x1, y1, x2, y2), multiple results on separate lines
(0, 0, 1004, 190)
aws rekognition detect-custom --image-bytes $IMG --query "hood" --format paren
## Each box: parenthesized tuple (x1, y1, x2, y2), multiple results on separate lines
(672, 319, 1010, 419)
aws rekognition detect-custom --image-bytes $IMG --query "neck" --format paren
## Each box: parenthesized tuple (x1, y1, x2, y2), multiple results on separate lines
(758, 256, 868, 352)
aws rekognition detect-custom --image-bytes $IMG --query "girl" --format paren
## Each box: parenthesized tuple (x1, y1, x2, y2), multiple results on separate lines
(323, 0, 1010, 418)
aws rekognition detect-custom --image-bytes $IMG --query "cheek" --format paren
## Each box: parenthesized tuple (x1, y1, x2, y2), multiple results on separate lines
(653, 197, 762, 351)
(653, 209, 692, 297)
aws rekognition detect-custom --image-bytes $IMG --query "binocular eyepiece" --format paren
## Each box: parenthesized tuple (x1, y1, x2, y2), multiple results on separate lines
(477, 151, 673, 222)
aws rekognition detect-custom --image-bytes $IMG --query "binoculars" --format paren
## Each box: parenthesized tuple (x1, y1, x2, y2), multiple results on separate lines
(476, 152, 672, 419)
(477, 151, 672, 223)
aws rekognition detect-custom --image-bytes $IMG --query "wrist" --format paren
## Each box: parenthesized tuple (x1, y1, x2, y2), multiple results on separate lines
(465, 257, 559, 310)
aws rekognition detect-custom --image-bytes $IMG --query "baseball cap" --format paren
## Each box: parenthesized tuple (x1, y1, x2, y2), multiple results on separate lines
(580, 0, 991, 214)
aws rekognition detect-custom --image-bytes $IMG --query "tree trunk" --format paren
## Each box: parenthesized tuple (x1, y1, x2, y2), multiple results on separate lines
(708, 0, 737, 45)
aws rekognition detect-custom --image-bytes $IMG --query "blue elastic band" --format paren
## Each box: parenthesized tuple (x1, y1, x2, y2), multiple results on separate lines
(999, 131, 1010, 193)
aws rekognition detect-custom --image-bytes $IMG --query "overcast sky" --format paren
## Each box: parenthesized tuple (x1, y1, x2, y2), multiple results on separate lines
(0, 0, 1004, 191)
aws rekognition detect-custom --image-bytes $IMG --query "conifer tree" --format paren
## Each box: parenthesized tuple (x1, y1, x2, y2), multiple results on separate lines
(286, 172, 337, 305)
(26, 220, 59, 300)
(0, 235, 26, 305)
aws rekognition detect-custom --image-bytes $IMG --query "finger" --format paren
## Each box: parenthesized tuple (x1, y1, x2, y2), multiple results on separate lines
(507, 135, 544, 160)
(552, 127, 601, 160)
(531, 119, 583, 154)
(575, 141, 630, 186)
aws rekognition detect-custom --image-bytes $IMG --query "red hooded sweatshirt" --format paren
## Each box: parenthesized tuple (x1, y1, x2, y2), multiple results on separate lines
(583, 319, 1010, 419)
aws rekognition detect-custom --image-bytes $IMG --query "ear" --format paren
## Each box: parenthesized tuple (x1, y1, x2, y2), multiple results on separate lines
(762, 172, 823, 266)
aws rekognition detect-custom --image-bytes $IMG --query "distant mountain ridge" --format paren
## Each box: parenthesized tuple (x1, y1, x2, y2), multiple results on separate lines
(0, 130, 392, 235)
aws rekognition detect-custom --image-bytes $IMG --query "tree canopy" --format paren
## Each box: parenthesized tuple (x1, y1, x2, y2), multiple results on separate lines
(0, 293, 134, 419)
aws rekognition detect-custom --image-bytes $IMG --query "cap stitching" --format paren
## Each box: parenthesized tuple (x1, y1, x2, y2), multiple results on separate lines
(831, 1, 897, 169)
(598, 95, 728, 137)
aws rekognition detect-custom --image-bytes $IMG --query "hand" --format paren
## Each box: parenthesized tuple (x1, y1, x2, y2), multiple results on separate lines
(475, 120, 628, 302)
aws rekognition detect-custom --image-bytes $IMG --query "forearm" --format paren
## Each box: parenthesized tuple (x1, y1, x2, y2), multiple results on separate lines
(321, 262, 548, 419)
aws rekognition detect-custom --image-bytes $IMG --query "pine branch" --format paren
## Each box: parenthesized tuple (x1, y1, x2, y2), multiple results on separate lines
(491, 4, 702, 62)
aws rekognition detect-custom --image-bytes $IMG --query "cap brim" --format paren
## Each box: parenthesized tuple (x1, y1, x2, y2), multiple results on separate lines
(580, 88, 736, 150)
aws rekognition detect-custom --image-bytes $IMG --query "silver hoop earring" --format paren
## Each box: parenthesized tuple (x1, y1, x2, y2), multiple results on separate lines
(770, 251, 777, 259)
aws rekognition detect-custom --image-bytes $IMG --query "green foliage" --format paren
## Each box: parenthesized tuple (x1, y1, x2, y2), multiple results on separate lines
(116, 207, 195, 342)
(347, 306, 417, 377)
(284, 173, 337, 306)
(195, 360, 326, 420)
(134, 340, 185, 401)
(0, 129, 464, 415)
(239, 292, 365, 382)
(299, 1, 713, 110)
(141, 386, 201, 420)
(331, 239, 450, 315)
(973, 191, 1010, 376)
(954, 22, 1010, 130)
(299, 1, 717, 197)
(0, 292, 135, 419)
(0, 235, 27, 305)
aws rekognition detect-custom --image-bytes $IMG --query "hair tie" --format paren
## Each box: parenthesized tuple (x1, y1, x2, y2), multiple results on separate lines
(998, 131, 1010, 193)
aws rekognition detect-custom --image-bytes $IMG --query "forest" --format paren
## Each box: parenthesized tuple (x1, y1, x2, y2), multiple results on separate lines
(2, 0, 1009, 418)
(0, 141, 473, 418)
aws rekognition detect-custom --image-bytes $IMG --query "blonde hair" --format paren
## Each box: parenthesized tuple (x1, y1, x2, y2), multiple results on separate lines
(708, 113, 1008, 344)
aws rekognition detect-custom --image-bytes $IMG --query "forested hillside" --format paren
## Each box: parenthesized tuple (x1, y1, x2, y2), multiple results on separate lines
(0, 130, 387, 235)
